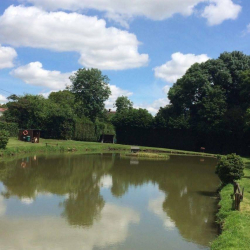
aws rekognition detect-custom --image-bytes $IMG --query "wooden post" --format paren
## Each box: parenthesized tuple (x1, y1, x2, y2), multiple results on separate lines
(235, 193, 241, 211)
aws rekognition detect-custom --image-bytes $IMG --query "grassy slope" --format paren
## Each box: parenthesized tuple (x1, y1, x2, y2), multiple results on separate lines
(0, 137, 214, 159)
(211, 158, 250, 250)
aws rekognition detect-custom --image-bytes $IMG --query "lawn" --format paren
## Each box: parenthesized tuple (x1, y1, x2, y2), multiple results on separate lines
(211, 158, 250, 250)
(0, 137, 215, 159)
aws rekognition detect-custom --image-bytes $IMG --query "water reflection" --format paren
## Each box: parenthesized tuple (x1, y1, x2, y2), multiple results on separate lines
(0, 154, 219, 249)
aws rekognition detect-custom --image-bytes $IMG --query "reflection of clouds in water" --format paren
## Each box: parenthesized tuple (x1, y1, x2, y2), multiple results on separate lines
(0, 196, 6, 216)
(99, 175, 113, 189)
(148, 195, 175, 230)
(21, 197, 34, 205)
(20, 191, 54, 205)
(0, 203, 140, 250)
(180, 187, 187, 197)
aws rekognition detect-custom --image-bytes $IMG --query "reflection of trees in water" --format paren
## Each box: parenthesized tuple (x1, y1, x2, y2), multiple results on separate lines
(0, 154, 219, 246)
(0, 154, 114, 227)
(61, 181, 105, 227)
(109, 156, 220, 247)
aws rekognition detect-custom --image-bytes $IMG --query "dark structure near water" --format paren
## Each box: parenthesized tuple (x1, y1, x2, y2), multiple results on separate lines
(100, 134, 115, 143)
(18, 129, 41, 143)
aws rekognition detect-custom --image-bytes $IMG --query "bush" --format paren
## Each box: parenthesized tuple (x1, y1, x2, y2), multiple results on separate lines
(0, 122, 18, 137)
(216, 153, 244, 184)
(0, 130, 10, 149)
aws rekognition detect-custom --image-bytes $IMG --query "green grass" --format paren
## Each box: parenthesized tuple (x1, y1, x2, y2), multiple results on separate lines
(211, 158, 250, 250)
(0, 137, 215, 160)
(121, 152, 170, 159)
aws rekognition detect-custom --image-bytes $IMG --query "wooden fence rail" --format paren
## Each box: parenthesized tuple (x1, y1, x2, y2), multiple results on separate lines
(233, 182, 244, 211)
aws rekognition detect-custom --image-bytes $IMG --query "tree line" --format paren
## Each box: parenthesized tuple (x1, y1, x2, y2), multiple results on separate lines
(1, 51, 250, 154)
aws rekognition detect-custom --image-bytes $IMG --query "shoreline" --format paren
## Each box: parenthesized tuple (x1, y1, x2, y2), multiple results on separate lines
(0, 137, 216, 161)
(211, 157, 250, 250)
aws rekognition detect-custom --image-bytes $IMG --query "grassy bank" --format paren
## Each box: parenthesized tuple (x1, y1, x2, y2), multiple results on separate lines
(0, 137, 215, 160)
(211, 157, 250, 250)
(120, 152, 170, 160)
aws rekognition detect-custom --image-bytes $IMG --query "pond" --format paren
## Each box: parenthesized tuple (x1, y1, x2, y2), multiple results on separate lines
(0, 154, 220, 250)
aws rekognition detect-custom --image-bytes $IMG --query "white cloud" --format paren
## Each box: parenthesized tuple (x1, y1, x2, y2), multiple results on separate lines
(0, 94, 8, 104)
(20, 0, 242, 27)
(154, 52, 210, 83)
(0, 44, 17, 69)
(0, 203, 140, 250)
(21, 0, 205, 24)
(0, 5, 148, 70)
(10, 62, 72, 90)
(105, 84, 133, 110)
(135, 97, 169, 115)
(202, 0, 241, 26)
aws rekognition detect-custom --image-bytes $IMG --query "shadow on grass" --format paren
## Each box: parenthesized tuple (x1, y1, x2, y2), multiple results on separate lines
(243, 176, 250, 179)
(244, 161, 250, 170)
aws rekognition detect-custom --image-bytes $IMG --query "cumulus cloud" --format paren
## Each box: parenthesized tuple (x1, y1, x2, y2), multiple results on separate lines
(21, 0, 204, 23)
(105, 84, 133, 110)
(202, 0, 241, 26)
(154, 52, 210, 83)
(0, 94, 8, 104)
(10, 62, 72, 90)
(135, 97, 169, 115)
(20, 0, 242, 27)
(0, 5, 148, 70)
(0, 44, 17, 69)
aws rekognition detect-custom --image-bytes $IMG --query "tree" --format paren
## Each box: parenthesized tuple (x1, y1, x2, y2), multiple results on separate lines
(112, 108, 153, 129)
(114, 96, 133, 113)
(216, 154, 244, 184)
(69, 68, 111, 122)
(154, 105, 190, 129)
(48, 90, 75, 107)
(4, 94, 49, 128)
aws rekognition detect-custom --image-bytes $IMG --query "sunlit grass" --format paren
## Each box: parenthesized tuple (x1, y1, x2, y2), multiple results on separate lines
(0, 137, 215, 159)
(211, 157, 250, 250)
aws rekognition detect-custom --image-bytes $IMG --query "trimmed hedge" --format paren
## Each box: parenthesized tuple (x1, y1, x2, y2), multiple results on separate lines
(216, 154, 245, 184)
(0, 122, 18, 137)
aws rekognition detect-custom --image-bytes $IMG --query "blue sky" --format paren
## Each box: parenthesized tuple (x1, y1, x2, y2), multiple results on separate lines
(0, 0, 250, 114)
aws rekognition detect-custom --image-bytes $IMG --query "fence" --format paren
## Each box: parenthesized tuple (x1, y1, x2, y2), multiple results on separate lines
(233, 182, 244, 211)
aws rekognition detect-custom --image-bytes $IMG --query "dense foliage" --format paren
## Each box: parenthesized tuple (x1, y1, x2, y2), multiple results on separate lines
(114, 96, 133, 113)
(3, 69, 114, 141)
(69, 68, 111, 122)
(216, 154, 245, 184)
(0, 122, 18, 137)
(112, 108, 153, 129)
(0, 129, 9, 149)
(3, 52, 250, 154)
(113, 51, 250, 154)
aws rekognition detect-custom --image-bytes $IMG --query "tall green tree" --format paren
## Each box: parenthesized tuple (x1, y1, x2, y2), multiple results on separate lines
(114, 96, 133, 113)
(112, 108, 153, 129)
(69, 68, 111, 122)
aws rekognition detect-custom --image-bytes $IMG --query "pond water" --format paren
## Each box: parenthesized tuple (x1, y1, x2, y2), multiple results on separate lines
(0, 154, 220, 250)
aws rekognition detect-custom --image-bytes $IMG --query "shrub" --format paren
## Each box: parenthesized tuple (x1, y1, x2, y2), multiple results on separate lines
(0, 130, 10, 149)
(0, 122, 18, 137)
(216, 153, 244, 184)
